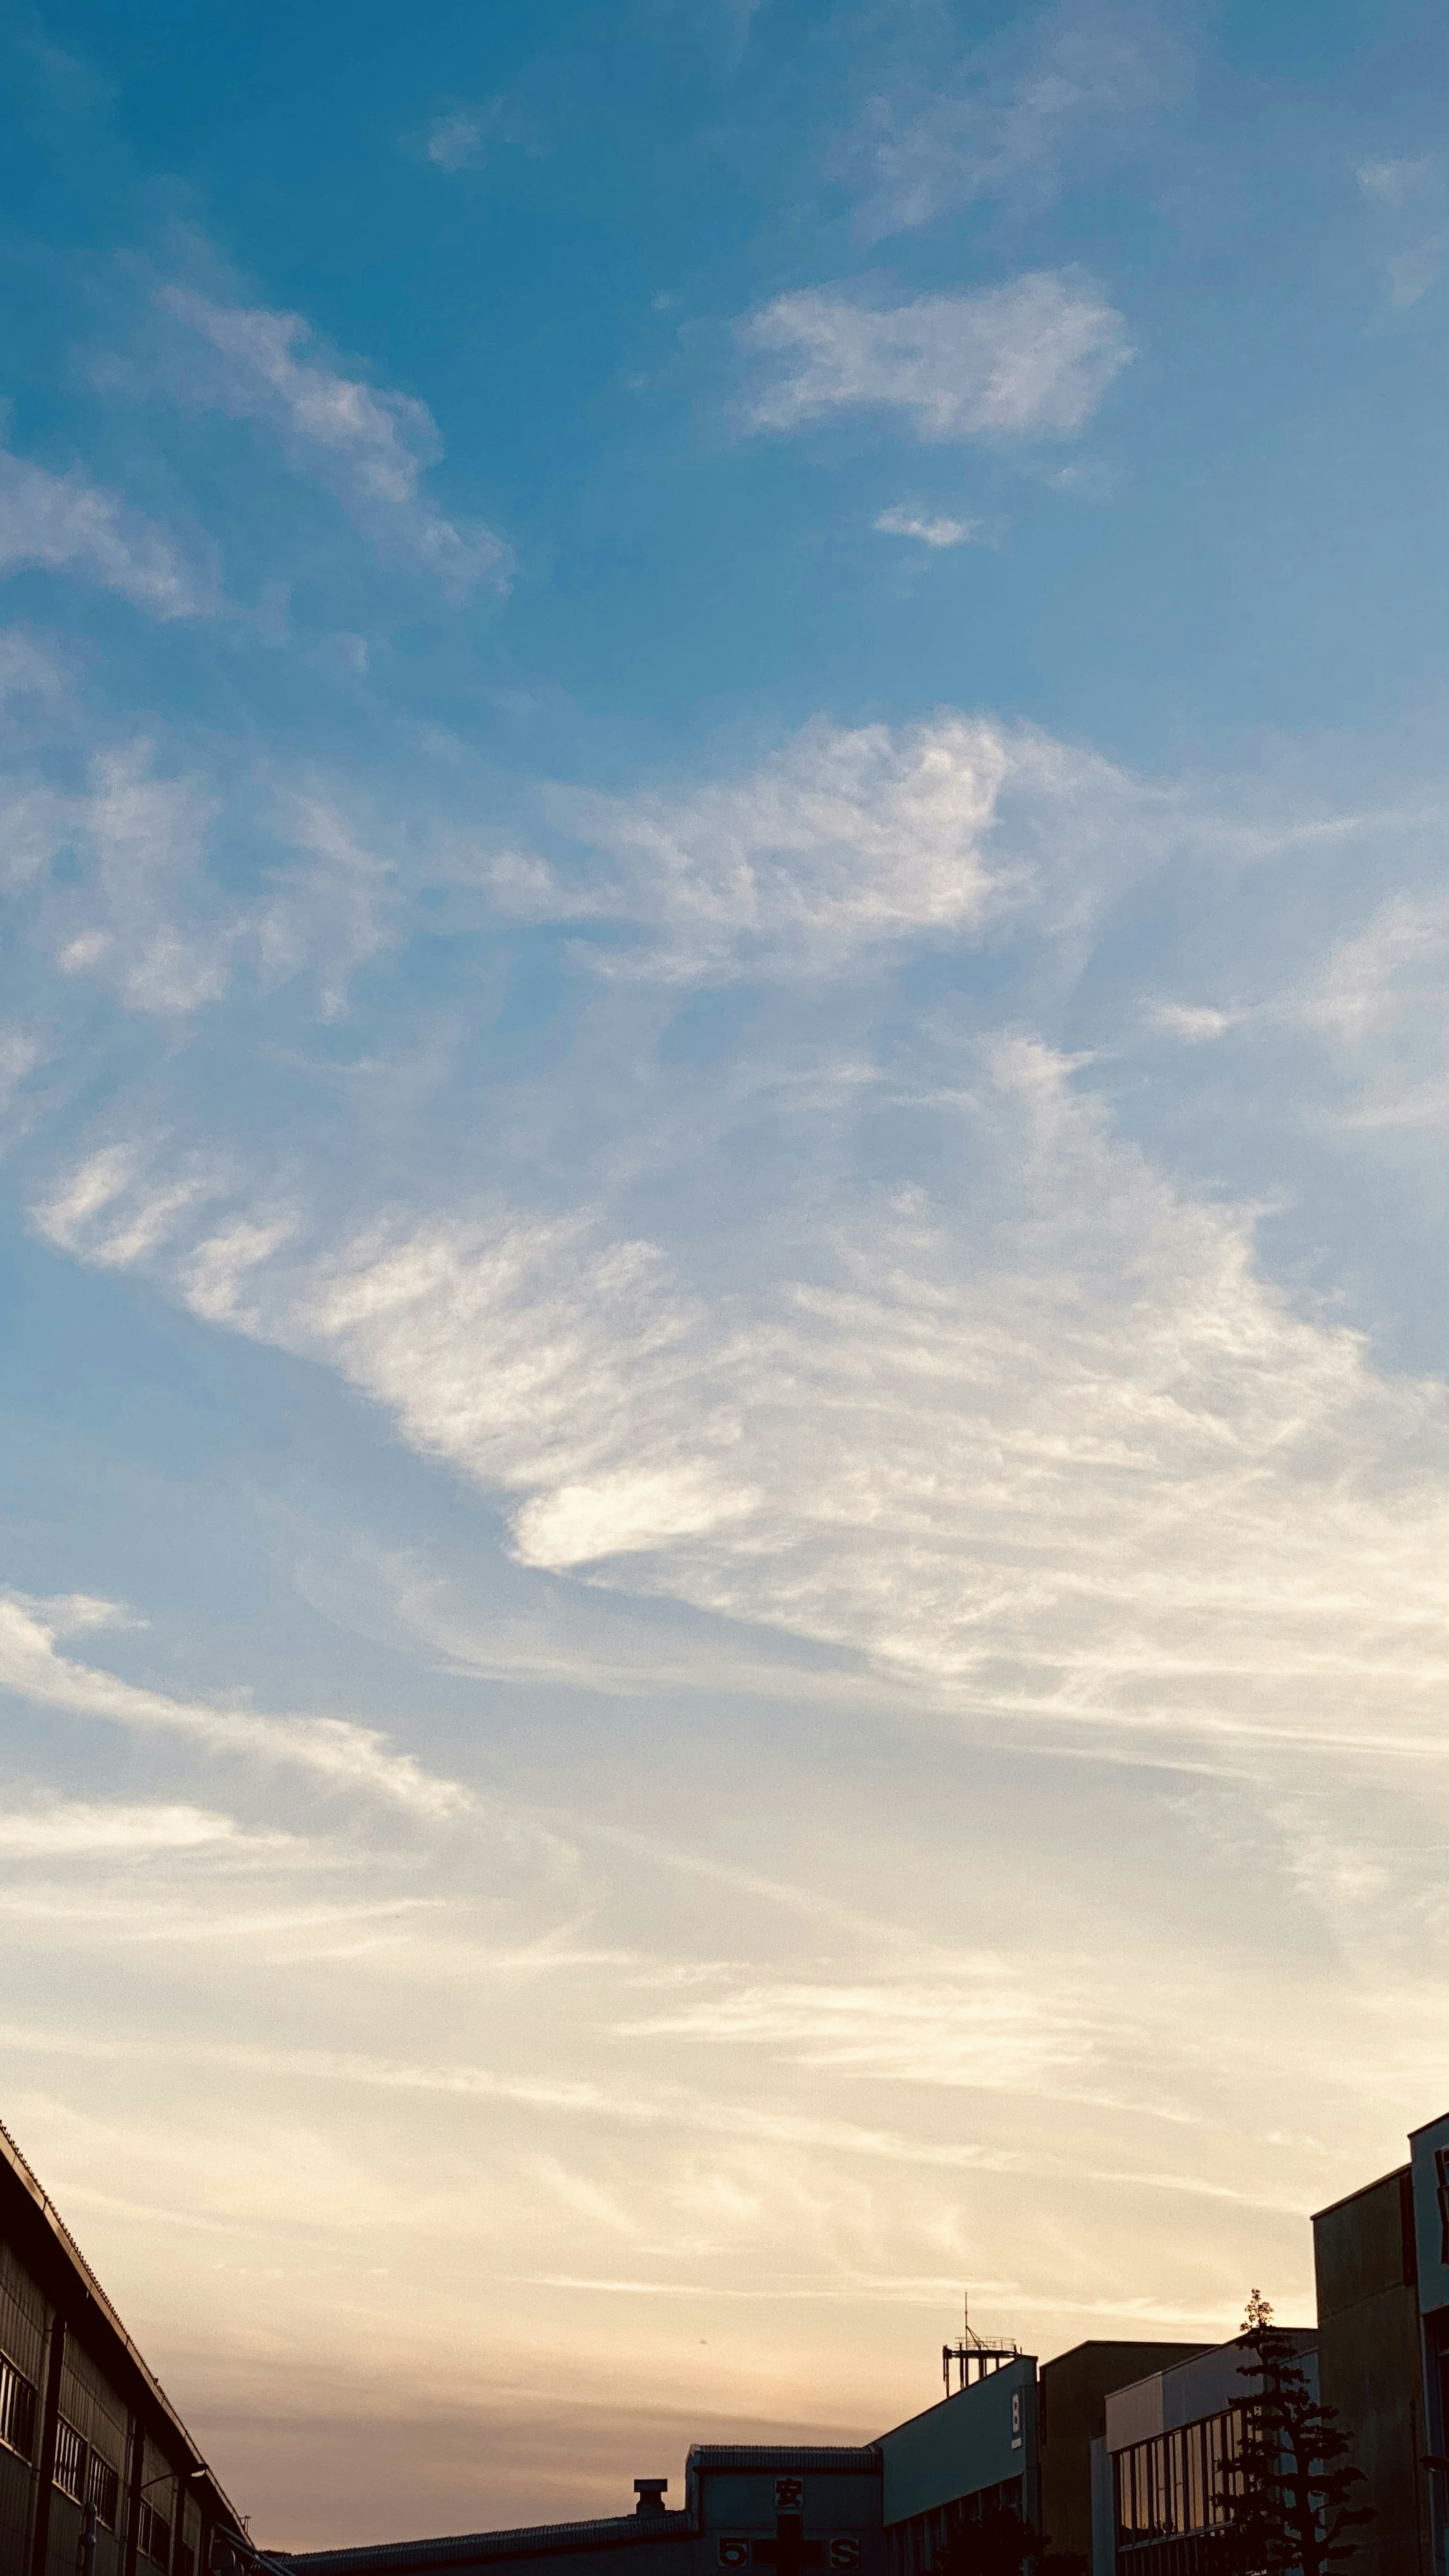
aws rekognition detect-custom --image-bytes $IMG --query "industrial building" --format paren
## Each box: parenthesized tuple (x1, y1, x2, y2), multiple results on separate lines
(2, 2109, 1446, 2574)
(1311, 2106, 1449, 2576)
(0, 2119, 253, 2576)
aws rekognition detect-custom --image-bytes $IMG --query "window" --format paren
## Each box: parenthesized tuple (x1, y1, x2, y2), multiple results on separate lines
(1185, 2419, 1205, 2530)
(176, 2542, 195, 2576)
(1114, 2407, 1248, 2548)
(140, 2498, 172, 2567)
(1166, 2427, 1187, 2532)
(87, 2449, 122, 2530)
(0, 2351, 37, 2460)
(54, 2416, 87, 2501)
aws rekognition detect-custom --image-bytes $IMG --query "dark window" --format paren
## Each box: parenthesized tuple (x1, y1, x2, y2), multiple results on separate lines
(176, 2543, 195, 2576)
(140, 2498, 172, 2567)
(54, 2416, 87, 2501)
(88, 2449, 122, 2530)
(0, 2351, 37, 2459)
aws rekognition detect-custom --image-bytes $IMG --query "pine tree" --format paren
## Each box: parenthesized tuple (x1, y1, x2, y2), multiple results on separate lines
(1221, 2293, 1374, 2574)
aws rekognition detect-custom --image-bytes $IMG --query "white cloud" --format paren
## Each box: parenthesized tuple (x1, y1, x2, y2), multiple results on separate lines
(0, 447, 210, 617)
(843, 0, 1190, 240)
(742, 274, 1131, 442)
(0, 1589, 472, 1819)
(507, 710, 1155, 978)
(873, 506, 983, 549)
(155, 287, 512, 597)
(5, 739, 408, 1024)
(545, 714, 1019, 973)
(1147, 1002, 1250, 1043)
(0, 1799, 260, 1857)
(296, 1057, 1441, 1758)
(36, 1038, 1446, 1770)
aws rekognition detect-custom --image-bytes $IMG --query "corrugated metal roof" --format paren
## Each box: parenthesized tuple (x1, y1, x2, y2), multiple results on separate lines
(687, 2449, 881, 2472)
(277, 2510, 695, 2574)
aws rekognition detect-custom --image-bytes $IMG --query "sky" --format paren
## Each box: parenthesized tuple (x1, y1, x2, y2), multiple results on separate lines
(0, 0, 1444, 2550)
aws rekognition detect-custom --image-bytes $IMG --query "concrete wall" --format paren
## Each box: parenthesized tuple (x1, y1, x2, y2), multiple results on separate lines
(1314, 2163, 1430, 2576)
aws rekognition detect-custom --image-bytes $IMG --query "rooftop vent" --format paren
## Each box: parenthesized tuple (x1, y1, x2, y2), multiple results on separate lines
(634, 2481, 669, 2517)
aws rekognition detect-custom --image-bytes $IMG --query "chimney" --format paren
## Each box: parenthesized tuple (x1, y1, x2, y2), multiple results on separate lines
(634, 2481, 669, 2517)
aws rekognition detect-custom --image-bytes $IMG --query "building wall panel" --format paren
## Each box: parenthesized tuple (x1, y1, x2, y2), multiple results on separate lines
(880, 2363, 1035, 2527)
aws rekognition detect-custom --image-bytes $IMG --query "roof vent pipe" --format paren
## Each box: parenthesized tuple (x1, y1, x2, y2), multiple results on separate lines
(634, 2481, 669, 2517)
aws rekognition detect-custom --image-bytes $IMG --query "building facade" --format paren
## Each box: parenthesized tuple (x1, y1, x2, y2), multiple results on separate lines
(1090, 2331, 1318, 2576)
(1311, 2105, 1449, 2576)
(0, 2119, 250, 2576)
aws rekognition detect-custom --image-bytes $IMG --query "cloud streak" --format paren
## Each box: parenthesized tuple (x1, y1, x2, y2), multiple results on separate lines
(0, 1591, 472, 1818)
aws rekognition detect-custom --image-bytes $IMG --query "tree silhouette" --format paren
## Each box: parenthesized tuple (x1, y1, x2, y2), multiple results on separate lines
(1222, 2295, 1374, 2574)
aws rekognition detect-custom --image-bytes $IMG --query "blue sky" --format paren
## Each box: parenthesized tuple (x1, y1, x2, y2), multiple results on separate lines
(0, 0, 1445, 2550)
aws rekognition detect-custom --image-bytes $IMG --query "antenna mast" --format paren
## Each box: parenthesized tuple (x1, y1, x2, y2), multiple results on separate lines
(942, 2293, 1019, 2397)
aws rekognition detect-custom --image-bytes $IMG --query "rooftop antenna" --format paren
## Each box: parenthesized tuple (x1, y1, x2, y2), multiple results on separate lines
(942, 2293, 1019, 2397)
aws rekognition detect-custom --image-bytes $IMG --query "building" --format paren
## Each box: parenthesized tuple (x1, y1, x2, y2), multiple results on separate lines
(0, 2118, 253, 2576)
(1312, 2105, 1449, 2576)
(7, 2104, 1449, 2575)
(1091, 2330, 1318, 2575)
(274, 2339, 1210, 2576)
(268, 2448, 883, 2576)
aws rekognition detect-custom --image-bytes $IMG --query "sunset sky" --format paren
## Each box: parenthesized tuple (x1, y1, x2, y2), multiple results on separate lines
(0, 0, 1444, 2552)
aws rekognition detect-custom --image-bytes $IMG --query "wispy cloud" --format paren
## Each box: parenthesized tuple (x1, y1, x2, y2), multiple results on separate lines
(421, 105, 499, 172)
(154, 287, 512, 596)
(543, 713, 1019, 973)
(1146, 883, 1449, 1133)
(617, 1973, 1099, 2093)
(1355, 156, 1436, 208)
(51, 743, 232, 1015)
(0, 2024, 1295, 2206)
(34, 1034, 1447, 1770)
(0, 445, 212, 617)
(1385, 238, 1444, 309)
(741, 274, 1131, 442)
(0, 1590, 472, 1818)
(841, 0, 1191, 241)
(0, 1798, 266, 1857)
(1355, 155, 1445, 306)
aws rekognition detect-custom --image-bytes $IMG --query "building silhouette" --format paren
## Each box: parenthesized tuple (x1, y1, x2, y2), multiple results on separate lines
(2, 2110, 1445, 2575)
